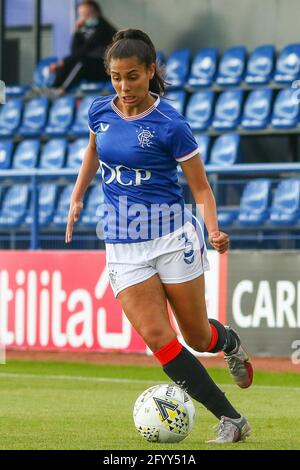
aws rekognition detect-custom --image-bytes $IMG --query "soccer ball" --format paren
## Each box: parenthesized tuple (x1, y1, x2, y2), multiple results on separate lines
(133, 384, 195, 443)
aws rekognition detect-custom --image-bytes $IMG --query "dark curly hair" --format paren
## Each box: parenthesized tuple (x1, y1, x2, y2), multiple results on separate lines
(105, 28, 165, 95)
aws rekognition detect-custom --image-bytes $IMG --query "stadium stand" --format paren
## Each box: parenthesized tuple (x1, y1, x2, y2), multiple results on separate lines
(1, 43, 300, 249)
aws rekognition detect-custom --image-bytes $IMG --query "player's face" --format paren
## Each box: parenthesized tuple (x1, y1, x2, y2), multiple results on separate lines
(110, 56, 155, 114)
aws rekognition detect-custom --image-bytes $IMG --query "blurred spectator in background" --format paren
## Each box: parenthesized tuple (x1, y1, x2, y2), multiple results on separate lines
(43, 1, 117, 96)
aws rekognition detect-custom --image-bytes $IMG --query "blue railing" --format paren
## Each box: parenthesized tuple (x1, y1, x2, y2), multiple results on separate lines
(1, 163, 300, 250)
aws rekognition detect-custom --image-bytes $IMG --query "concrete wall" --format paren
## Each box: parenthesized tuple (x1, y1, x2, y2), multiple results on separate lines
(99, 0, 300, 54)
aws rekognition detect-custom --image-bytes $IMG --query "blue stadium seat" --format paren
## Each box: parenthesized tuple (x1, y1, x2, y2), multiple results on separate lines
(245, 45, 275, 85)
(0, 141, 14, 169)
(70, 96, 96, 137)
(209, 134, 241, 166)
(216, 46, 247, 86)
(18, 97, 49, 137)
(103, 82, 115, 94)
(270, 179, 300, 225)
(33, 56, 58, 88)
(185, 91, 214, 131)
(5, 86, 30, 99)
(271, 88, 300, 128)
(241, 88, 273, 129)
(45, 96, 75, 137)
(212, 90, 244, 130)
(164, 91, 186, 115)
(52, 185, 73, 227)
(25, 184, 58, 227)
(166, 49, 191, 90)
(79, 81, 106, 94)
(66, 138, 89, 169)
(194, 134, 211, 164)
(187, 48, 218, 89)
(12, 139, 40, 169)
(81, 185, 105, 227)
(39, 139, 67, 169)
(0, 99, 23, 137)
(0, 184, 30, 228)
(217, 208, 239, 227)
(238, 179, 271, 225)
(274, 44, 300, 84)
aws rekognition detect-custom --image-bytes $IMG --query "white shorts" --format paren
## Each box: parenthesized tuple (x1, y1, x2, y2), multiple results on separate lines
(105, 221, 210, 297)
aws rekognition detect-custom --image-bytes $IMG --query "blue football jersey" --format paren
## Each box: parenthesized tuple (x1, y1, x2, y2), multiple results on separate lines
(88, 93, 199, 243)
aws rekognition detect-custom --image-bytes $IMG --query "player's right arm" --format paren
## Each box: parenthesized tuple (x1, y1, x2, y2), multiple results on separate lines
(65, 132, 100, 243)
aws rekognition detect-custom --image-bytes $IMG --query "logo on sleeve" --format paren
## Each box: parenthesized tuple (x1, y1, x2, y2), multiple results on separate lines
(100, 123, 110, 132)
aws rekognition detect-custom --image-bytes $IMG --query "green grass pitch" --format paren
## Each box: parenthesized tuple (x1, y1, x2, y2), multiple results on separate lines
(0, 359, 299, 450)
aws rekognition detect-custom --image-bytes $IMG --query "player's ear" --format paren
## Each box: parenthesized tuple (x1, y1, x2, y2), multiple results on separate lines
(148, 63, 156, 80)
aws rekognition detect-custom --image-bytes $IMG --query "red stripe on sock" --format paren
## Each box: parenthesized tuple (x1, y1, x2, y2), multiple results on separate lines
(207, 324, 219, 352)
(154, 338, 183, 366)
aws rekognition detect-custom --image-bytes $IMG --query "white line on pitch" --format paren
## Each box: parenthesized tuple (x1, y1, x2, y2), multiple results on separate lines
(0, 372, 299, 392)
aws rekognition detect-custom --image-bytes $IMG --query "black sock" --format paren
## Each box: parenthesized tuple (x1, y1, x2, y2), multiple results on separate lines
(155, 339, 240, 420)
(208, 318, 238, 354)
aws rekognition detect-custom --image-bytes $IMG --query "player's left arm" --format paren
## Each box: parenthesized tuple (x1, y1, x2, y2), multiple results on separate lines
(180, 154, 229, 254)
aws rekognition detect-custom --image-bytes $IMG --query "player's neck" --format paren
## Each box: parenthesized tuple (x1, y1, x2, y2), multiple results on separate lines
(115, 93, 156, 118)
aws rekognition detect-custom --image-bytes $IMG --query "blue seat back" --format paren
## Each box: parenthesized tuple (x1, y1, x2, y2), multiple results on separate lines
(272, 180, 300, 214)
(33, 56, 58, 87)
(55, 185, 73, 216)
(47, 96, 75, 128)
(274, 43, 300, 82)
(188, 48, 218, 87)
(13, 139, 40, 169)
(272, 88, 300, 121)
(240, 179, 271, 213)
(1, 184, 30, 218)
(79, 81, 106, 94)
(22, 97, 49, 131)
(166, 49, 191, 89)
(186, 91, 214, 129)
(85, 185, 105, 216)
(216, 46, 247, 84)
(0, 141, 14, 169)
(243, 88, 273, 122)
(40, 139, 67, 169)
(213, 90, 244, 123)
(0, 99, 23, 131)
(73, 96, 96, 128)
(193, 135, 210, 164)
(38, 184, 58, 224)
(245, 45, 275, 83)
(164, 91, 186, 115)
(66, 138, 88, 168)
(210, 134, 240, 166)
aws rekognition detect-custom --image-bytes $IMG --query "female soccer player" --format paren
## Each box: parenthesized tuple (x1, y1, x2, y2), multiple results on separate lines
(65, 28, 253, 443)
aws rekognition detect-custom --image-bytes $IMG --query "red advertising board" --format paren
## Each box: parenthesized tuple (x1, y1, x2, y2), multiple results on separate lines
(0, 250, 225, 353)
(0, 251, 147, 352)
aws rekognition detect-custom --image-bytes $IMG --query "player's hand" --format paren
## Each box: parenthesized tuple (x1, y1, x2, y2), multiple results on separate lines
(209, 230, 229, 254)
(65, 201, 83, 244)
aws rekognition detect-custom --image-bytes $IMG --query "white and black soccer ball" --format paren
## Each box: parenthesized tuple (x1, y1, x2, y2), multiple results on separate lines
(133, 384, 195, 443)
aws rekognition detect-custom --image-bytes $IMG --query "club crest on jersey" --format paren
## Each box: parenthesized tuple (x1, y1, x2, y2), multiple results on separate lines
(100, 123, 110, 132)
(136, 126, 155, 148)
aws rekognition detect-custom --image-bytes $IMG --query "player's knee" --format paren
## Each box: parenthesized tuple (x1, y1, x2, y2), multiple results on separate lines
(140, 326, 175, 353)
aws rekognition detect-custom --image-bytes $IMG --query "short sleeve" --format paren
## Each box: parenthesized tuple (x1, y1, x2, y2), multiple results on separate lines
(88, 99, 98, 135)
(167, 117, 199, 162)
